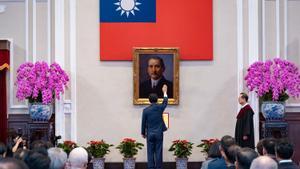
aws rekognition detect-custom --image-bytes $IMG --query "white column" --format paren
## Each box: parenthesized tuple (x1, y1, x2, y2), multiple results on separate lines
(47, 0, 51, 64)
(54, 0, 66, 142)
(276, 0, 280, 57)
(262, 0, 266, 61)
(283, 0, 288, 60)
(32, 0, 37, 62)
(237, 0, 244, 113)
(248, 0, 260, 145)
(69, 0, 77, 142)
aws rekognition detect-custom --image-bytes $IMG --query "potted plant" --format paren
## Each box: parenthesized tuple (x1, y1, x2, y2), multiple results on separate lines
(57, 140, 77, 155)
(116, 138, 144, 169)
(197, 138, 219, 157)
(168, 139, 193, 169)
(15, 61, 69, 121)
(245, 58, 300, 120)
(86, 140, 113, 169)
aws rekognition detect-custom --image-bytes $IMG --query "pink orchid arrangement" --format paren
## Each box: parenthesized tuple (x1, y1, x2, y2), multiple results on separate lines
(15, 61, 69, 104)
(245, 58, 300, 101)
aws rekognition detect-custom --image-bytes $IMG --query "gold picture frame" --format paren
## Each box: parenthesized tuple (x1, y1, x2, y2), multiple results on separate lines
(133, 48, 179, 105)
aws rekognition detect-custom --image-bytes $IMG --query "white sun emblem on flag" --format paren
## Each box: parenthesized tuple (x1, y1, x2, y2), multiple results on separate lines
(115, 0, 141, 18)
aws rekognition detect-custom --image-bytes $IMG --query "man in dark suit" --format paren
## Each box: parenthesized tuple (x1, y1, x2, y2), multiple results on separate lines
(262, 138, 277, 162)
(209, 135, 235, 169)
(224, 145, 241, 169)
(235, 148, 258, 169)
(141, 85, 168, 169)
(140, 56, 173, 98)
(276, 141, 300, 169)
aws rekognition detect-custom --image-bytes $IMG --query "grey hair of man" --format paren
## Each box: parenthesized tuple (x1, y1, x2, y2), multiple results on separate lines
(250, 156, 278, 169)
(68, 147, 88, 169)
(48, 147, 67, 169)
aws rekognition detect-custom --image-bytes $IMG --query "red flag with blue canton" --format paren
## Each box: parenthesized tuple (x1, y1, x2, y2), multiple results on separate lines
(100, 0, 213, 60)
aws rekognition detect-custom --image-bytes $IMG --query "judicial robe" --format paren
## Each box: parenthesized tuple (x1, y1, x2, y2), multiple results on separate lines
(235, 104, 255, 149)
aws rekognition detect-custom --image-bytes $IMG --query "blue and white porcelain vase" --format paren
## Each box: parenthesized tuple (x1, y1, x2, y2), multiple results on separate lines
(123, 158, 135, 169)
(28, 102, 53, 121)
(261, 101, 285, 121)
(176, 158, 188, 169)
(92, 158, 105, 169)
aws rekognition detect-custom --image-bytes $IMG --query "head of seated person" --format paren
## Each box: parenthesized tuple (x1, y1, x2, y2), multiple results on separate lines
(30, 140, 52, 150)
(24, 150, 51, 169)
(250, 156, 277, 169)
(0, 157, 29, 169)
(207, 141, 222, 159)
(226, 145, 241, 165)
(220, 135, 236, 158)
(275, 140, 294, 161)
(48, 147, 67, 169)
(262, 138, 277, 156)
(236, 148, 258, 169)
(256, 139, 264, 156)
(0, 142, 7, 158)
(68, 147, 88, 169)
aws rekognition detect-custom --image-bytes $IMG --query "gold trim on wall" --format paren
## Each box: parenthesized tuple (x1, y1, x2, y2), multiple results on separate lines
(0, 63, 9, 71)
(133, 48, 179, 105)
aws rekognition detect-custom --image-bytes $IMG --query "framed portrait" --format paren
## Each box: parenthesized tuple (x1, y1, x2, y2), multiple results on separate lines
(133, 48, 179, 105)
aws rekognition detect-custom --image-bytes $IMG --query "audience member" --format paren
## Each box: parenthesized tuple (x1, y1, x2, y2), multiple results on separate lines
(31, 140, 52, 150)
(68, 147, 88, 169)
(24, 151, 51, 169)
(263, 138, 277, 161)
(48, 147, 68, 169)
(201, 142, 222, 169)
(0, 157, 29, 169)
(5, 131, 17, 157)
(13, 149, 29, 161)
(275, 141, 300, 169)
(235, 147, 258, 169)
(208, 135, 235, 169)
(30, 140, 53, 156)
(0, 142, 7, 159)
(256, 139, 264, 156)
(11, 136, 26, 153)
(225, 145, 241, 169)
(250, 156, 278, 169)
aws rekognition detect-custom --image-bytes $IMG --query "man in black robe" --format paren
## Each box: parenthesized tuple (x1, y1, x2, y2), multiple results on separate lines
(235, 92, 255, 149)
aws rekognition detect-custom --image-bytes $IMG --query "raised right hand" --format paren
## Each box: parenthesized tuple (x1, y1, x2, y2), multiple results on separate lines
(17, 137, 23, 143)
(162, 84, 168, 93)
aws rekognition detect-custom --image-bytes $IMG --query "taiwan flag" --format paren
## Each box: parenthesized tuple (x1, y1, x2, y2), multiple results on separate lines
(100, 0, 213, 60)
